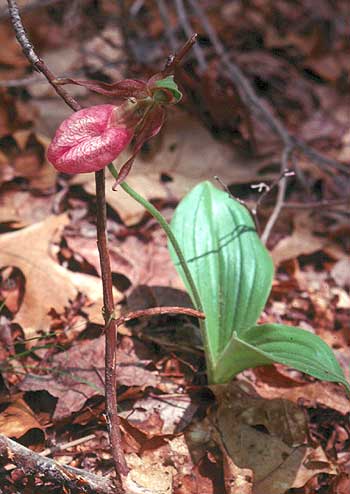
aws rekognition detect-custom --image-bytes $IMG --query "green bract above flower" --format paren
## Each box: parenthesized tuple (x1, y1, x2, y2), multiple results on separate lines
(153, 76, 183, 103)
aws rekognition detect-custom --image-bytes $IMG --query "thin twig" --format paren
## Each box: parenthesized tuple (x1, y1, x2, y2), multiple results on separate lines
(6, 0, 126, 489)
(40, 433, 97, 457)
(114, 306, 205, 327)
(7, 0, 80, 111)
(261, 146, 294, 243)
(0, 434, 115, 494)
(162, 32, 198, 76)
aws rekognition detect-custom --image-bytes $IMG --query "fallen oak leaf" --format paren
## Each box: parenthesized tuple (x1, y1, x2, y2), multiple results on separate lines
(0, 214, 121, 339)
(212, 381, 338, 494)
(271, 212, 325, 266)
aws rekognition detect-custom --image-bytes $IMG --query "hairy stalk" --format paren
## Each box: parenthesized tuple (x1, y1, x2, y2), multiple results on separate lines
(108, 163, 215, 382)
(7, 1, 126, 488)
(95, 170, 128, 488)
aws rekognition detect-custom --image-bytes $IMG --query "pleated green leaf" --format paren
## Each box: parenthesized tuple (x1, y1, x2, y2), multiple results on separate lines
(169, 181, 274, 365)
(214, 323, 349, 390)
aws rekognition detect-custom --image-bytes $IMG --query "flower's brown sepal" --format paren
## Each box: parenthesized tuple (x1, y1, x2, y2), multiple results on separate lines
(55, 78, 149, 100)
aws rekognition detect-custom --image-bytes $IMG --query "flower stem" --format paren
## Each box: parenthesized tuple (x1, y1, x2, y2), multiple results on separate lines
(107, 164, 215, 382)
(108, 164, 202, 311)
(95, 169, 128, 486)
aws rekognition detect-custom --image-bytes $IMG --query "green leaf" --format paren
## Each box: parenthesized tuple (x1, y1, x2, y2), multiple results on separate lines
(169, 181, 274, 368)
(214, 323, 349, 390)
(154, 75, 182, 102)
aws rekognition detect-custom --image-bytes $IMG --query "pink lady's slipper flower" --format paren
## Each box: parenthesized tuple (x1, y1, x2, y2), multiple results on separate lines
(47, 104, 134, 174)
(47, 34, 197, 182)
(47, 73, 182, 181)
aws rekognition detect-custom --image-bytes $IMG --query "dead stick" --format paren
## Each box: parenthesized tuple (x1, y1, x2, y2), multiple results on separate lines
(0, 434, 115, 494)
(114, 306, 205, 327)
(260, 147, 294, 244)
(6, 0, 126, 489)
(40, 433, 97, 457)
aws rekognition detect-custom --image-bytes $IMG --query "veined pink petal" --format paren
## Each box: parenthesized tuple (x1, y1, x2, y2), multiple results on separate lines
(47, 105, 134, 174)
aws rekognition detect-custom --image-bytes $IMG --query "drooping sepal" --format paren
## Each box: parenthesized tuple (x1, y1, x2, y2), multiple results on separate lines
(113, 105, 166, 188)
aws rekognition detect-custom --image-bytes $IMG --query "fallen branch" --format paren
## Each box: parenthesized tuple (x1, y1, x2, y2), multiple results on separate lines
(0, 434, 115, 494)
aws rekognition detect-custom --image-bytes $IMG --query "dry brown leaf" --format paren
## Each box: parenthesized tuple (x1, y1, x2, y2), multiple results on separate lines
(0, 189, 54, 227)
(0, 130, 57, 191)
(0, 131, 50, 187)
(65, 229, 182, 292)
(125, 453, 174, 494)
(0, 398, 43, 439)
(0, 22, 29, 72)
(255, 445, 337, 494)
(271, 212, 325, 266)
(251, 378, 350, 417)
(119, 394, 197, 437)
(19, 335, 159, 420)
(0, 89, 37, 139)
(212, 381, 337, 494)
(0, 214, 117, 338)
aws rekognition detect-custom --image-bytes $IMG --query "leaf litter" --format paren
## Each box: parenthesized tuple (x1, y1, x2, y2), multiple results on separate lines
(0, 1, 349, 493)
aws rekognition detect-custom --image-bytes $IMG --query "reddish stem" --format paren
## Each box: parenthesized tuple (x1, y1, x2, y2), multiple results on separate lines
(95, 170, 128, 485)
(7, 0, 127, 489)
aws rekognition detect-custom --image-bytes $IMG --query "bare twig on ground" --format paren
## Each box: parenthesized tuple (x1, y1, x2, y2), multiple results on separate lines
(260, 148, 294, 244)
(6, 0, 126, 490)
(114, 306, 205, 327)
(40, 433, 97, 457)
(0, 434, 115, 494)
(175, 0, 349, 243)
